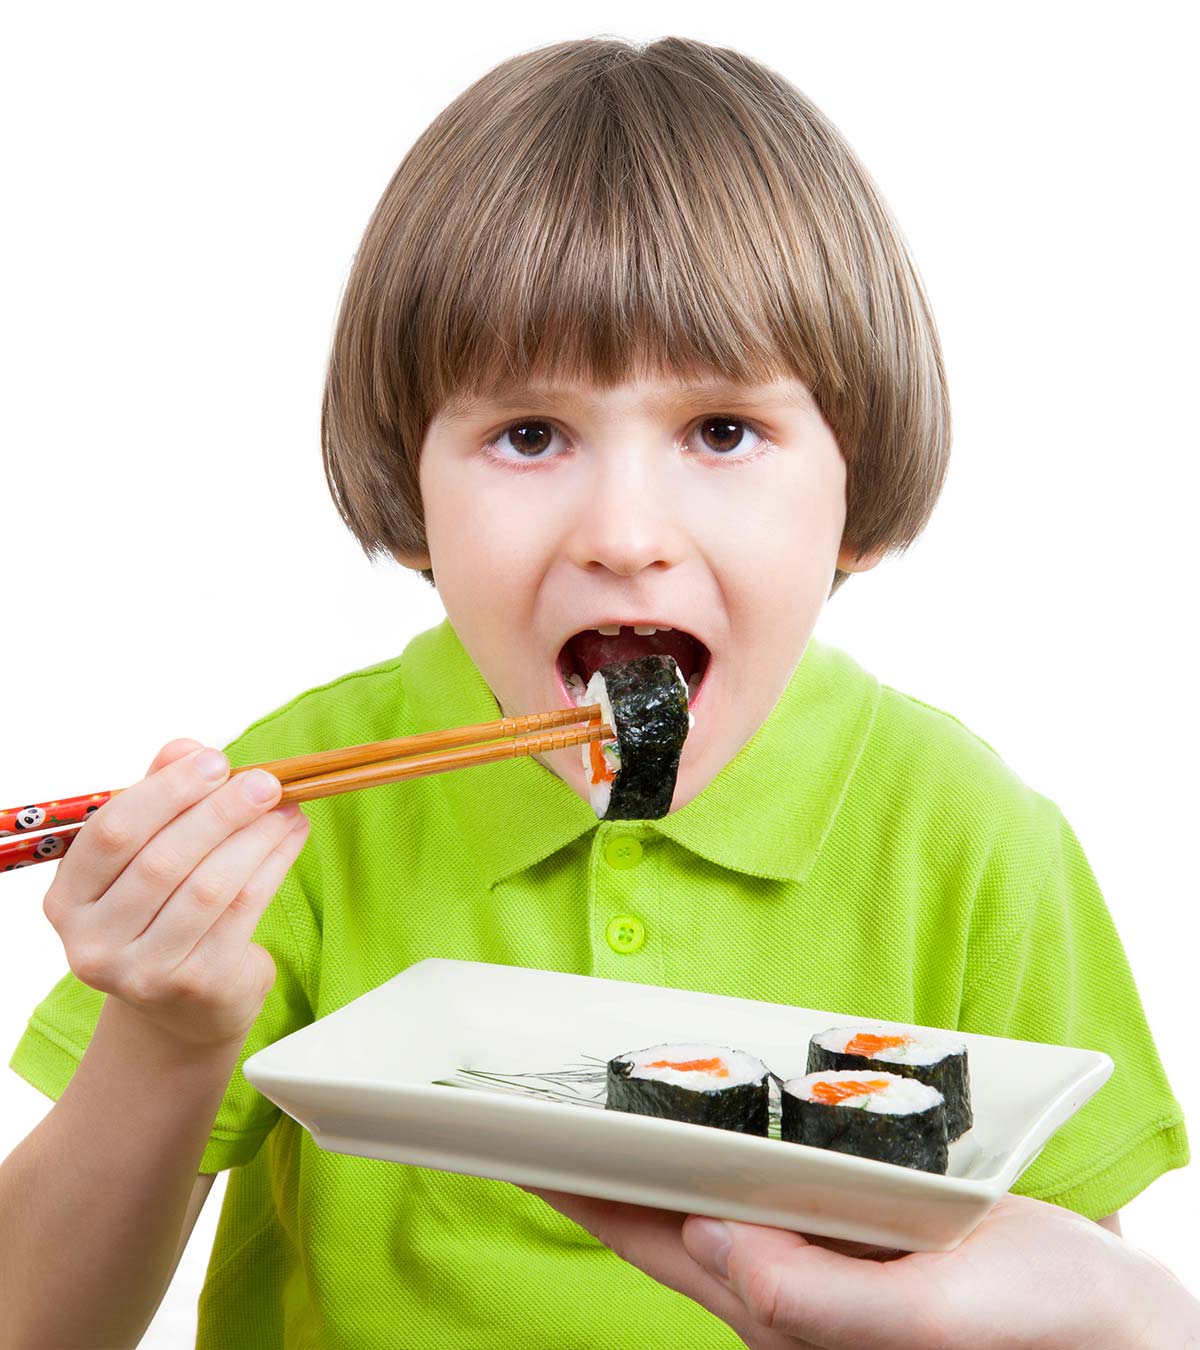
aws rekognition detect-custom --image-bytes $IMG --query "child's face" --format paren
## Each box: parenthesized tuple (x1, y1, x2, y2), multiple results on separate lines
(408, 374, 873, 810)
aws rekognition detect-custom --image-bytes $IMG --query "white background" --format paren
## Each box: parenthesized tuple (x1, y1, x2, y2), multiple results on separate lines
(2, 2, 1197, 1344)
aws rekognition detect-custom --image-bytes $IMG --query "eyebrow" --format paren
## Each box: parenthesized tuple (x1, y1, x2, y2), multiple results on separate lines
(438, 380, 815, 425)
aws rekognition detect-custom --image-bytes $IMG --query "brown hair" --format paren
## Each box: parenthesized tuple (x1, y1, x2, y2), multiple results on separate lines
(321, 35, 951, 592)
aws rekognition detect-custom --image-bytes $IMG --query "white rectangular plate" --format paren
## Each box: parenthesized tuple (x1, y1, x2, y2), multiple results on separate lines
(244, 959, 1112, 1251)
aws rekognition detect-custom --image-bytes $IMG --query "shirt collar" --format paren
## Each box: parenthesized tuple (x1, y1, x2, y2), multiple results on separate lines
(402, 619, 880, 888)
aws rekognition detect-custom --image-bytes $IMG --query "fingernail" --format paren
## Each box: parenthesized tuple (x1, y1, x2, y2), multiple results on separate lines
(241, 769, 280, 804)
(686, 1218, 731, 1279)
(195, 748, 228, 780)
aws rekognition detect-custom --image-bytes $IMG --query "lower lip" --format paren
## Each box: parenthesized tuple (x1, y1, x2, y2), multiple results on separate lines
(553, 654, 711, 713)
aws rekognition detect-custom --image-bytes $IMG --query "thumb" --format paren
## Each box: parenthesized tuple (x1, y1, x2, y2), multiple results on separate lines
(685, 1217, 950, 1350)
(145, 737, 205, 777)
(684, 1217, 813, 1283)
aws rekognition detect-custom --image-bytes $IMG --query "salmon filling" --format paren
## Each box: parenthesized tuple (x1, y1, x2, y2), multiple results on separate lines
(843, 1033, 913, 1059)
(647, 1057, 729, 1076)
(810, 1078, 891, 1106)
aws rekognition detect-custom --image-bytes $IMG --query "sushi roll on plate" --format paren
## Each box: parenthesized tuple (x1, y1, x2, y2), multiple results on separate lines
(808, 1026, 972, 1140)
(606, 1043, 770, 1135)
(575, 655, 691, 819)
(782, 1070, 949, 1174)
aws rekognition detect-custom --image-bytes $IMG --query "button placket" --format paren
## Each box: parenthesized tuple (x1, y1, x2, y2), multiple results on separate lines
(589, 823, 664, 982)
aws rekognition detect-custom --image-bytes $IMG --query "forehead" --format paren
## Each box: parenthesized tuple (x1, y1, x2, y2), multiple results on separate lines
(436, 375, 815, 427)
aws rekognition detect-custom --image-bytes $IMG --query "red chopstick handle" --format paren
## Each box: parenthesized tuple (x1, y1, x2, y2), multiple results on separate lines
(0, 793, 114, 838)
(1, 824, 83, 871)
(0, 792, 111, 873)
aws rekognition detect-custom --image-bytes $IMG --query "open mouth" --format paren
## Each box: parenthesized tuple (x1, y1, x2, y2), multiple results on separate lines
(556, 625, 712, 709)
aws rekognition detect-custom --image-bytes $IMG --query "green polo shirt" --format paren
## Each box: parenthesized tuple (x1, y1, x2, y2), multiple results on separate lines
(10, 619, 1188, 1349)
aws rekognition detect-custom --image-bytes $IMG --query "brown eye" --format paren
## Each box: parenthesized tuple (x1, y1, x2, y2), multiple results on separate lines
(506, 422, 554, 455)
(698, 417, 757, 455)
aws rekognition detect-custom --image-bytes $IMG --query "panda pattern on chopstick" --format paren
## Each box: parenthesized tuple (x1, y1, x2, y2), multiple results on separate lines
(0, 794, 109, 871)
(0, 794, 111, 838)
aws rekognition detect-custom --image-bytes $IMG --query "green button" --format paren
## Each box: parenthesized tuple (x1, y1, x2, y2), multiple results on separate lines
(606, 914, 646, 954)
(604, 835, 643, 869)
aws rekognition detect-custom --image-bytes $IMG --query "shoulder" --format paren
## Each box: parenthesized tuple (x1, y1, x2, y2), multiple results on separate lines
(219, 622, 456, 767)
(825, 643, 1066, 866)
(221, 652, 407, 767)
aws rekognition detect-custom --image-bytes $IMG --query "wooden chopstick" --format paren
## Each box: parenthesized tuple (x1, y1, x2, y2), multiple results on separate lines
(1, 706, 611, 873)
(276, 720, 611, 803)
(257, 705, 604, 785)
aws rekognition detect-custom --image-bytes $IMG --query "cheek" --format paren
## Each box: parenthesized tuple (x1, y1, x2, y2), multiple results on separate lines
(420, 459, 553, 618)
(710, 455, 847, 616)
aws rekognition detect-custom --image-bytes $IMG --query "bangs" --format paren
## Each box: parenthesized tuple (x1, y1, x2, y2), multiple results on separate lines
(322, 37, 949, 582)
(404, 58, 846, 428)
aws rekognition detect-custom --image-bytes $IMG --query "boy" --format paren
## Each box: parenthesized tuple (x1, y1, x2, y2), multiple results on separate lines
(1, 33, 1188, 1349)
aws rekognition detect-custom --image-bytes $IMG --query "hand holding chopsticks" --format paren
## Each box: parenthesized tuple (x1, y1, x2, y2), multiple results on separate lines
(1, 705, 611, 873)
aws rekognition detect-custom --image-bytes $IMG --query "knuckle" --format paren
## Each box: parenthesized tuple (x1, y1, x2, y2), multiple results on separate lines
(188, 869, 231, 913)
(68, 943, 113, 990)
(741, 1260, 786, 1331)
(42, 884, 63, 927)
(89, 812, 136, 858)
(135, 842, 188, 892)
(208, 781, 259, 832)
(166, 962, 215, 1005)
(121, 962, 166, 1007)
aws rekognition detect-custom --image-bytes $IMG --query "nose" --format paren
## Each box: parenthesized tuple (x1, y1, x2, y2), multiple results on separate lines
(563, 450, 687, 576)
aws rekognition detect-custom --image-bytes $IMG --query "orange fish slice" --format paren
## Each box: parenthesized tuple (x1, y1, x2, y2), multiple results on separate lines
(648, 1057, 729, 1077)
(810, 1077, 890, 1106)
(843, 1033, 912, 1059)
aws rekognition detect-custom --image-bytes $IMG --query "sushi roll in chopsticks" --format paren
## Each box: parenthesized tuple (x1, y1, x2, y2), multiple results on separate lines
(782, 1070, 949, 1173)
(579, 656, 690, 819)
(606, 1043, 770, 1135)
(807, 1026, 973, 1140)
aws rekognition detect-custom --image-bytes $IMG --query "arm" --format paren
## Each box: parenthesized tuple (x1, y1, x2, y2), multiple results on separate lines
(0, 1000, 240, 1348)
(167, 1173, 218, 1288)
(1, 737, 310, 1349)
(524, 1189, 1200, 1350)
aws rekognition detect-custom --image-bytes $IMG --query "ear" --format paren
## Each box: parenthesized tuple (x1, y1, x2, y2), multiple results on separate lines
(836, 541, 886, 574)
(392, 547, 433, 572)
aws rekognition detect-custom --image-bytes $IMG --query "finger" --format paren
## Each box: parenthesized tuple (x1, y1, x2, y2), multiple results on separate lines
(129, 804, 307, 967)
(688, 1218, 954, 1350)
(51, 745, 233, 911)
(81, 765, 282, 945)
(192, 810, 310, 970)
(144, 738, 205, 778)
(524, 1190, 801, 1350)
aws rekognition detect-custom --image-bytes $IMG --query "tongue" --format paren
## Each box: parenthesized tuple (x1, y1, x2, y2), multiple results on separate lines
(567, 629, 700, 683)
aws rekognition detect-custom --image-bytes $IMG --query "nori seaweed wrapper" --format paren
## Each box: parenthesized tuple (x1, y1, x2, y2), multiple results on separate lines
(807, 1042, 973, 1141)
(606, 1054, 769, 1136)
(782, 1089, 949, 1173)
(600, 655, 689, 820)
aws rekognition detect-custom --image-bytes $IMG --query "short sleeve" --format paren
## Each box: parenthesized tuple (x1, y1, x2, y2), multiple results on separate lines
(958, 805, 1189, 1217)
(7, 736, 320, 1174)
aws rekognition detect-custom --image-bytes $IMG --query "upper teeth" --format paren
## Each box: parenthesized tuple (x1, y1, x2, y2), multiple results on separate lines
(595, 624, 673, 636)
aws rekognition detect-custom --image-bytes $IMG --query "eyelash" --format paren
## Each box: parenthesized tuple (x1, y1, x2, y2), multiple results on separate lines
(480, 416, 777, 471)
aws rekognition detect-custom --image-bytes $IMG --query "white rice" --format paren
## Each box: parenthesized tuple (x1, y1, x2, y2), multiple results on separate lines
(673, 663, 696, 731)
(579, 669, 621, 818)
(812, 1024, 965, 1067)
(785, 1069, 943, 1115)
(616, 1042, 767, 1090)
